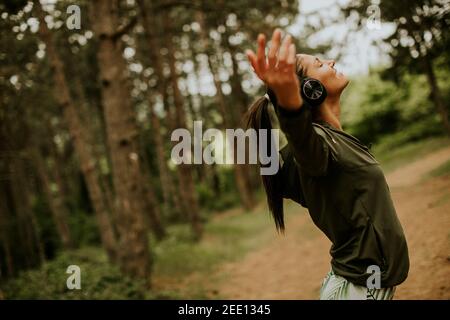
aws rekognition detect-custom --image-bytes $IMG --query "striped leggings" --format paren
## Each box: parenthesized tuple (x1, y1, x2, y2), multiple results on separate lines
(319, 269, 396, 300)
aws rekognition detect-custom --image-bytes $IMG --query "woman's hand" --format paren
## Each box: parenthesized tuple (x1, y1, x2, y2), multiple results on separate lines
(246, 29, 302, 110)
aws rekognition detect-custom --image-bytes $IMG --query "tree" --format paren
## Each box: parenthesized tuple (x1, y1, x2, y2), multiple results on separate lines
(35, 1, 118, 261)
(89, 0, 152, 279)
(138, 0, 184, 221)
(162, 8, 204, 240)
(342, 0, 450, 135)
(195, 10, 256, 210)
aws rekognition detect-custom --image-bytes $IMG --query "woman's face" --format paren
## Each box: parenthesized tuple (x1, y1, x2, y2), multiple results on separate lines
(297, 54, 349, 97)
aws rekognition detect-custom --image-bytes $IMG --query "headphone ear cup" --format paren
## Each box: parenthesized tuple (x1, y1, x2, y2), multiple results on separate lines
(300, 77, 327, 106)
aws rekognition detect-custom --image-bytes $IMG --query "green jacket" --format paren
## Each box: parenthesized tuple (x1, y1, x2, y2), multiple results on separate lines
(274, 101, 409, 288)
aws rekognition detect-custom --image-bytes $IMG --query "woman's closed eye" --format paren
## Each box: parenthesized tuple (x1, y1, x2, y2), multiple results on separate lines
(315, 58, 323, 68)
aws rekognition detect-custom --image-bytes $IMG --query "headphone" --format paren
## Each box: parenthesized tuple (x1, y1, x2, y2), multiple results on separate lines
(299, 76, 327, 107)
(266, 75, 327, 109)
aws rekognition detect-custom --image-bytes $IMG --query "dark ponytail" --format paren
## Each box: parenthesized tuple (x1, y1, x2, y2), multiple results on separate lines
(245, 95, 285, 233)
(244, 54, 307, 233)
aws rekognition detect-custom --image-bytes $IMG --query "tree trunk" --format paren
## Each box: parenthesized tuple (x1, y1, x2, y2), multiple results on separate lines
(139, 158, 167, 241)
(31, 147, 73, 249)
(9, 157, 45, 266)
(36, 2, 118, 262)
(138, 0, 184, 220)
(149, 103, 174, 208)
(137, 132, 167, 240)
(196, 11, 255, 210)
(163, 9, 203, 239)
(423, 54, 450, 136)
(73, 78, 116, 219)
(90, 0, 151, 278)
(191, 48, 222, 195)
(221, 29, 259, 201)
(0, 191, 14, 277)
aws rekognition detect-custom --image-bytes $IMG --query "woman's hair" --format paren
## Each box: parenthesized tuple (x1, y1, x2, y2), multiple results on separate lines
(244, 55, 305, 233)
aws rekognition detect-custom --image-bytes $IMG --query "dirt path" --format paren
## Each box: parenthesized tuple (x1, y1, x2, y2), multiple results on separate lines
(212, 146, 450, 299)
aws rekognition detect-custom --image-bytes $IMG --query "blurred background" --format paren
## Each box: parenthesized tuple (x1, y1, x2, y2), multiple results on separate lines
(0, 0, 449, 299)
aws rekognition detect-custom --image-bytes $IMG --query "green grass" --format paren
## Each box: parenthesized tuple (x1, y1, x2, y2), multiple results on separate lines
(0, 247, 155, 299)
(372, 136, 450, 174)
(427, 159, 450, 178)
(151, 203, 283, 298)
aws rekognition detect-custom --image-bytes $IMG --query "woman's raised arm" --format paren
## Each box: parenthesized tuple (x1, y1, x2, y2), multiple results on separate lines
(246, 29, 303, 111)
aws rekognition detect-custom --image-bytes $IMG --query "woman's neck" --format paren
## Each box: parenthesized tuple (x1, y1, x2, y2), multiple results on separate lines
(316, 95, 342, 131)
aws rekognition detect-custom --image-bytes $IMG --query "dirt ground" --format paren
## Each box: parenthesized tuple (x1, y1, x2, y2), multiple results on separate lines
(211, 146, 450, 299)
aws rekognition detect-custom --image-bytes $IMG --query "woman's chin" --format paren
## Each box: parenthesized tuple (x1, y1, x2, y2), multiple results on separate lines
(339, 73, 350, 87)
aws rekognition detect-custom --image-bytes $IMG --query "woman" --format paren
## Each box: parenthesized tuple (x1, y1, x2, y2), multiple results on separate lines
(245, 29, 409, 300)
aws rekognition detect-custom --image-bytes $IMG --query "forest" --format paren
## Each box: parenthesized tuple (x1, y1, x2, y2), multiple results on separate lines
(0, 0, 449, 299)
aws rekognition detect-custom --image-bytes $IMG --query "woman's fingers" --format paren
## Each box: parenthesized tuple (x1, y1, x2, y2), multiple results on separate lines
(277, 34, 291, 70)
(245, 31, 297, 83)
(287, 43, 297, 73)
(245, 49, 258, 75)
(267, 29, 281, 68)
(256, 33, 267, 74)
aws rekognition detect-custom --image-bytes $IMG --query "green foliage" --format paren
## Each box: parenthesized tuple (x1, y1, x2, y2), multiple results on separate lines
(372, 136, 450, 173)
(428, 159, 450, 178)
(1, 248, 151, 299)
(342, 0, 450, 78)
(33, 196, 62, 258)
(342, 67, 449, 146)
(153, 206, 275, 278)
(68, 211, 102, 247)
(196, 169, 241, 212)
(34, 193, 101, 253)
(374, 114, 444, 147)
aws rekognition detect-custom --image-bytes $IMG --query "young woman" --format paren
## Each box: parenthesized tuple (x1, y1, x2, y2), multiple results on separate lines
(245, 29, 409, 300)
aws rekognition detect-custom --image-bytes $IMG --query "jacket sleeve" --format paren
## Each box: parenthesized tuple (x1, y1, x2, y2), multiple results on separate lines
(273, 98, 332, 177)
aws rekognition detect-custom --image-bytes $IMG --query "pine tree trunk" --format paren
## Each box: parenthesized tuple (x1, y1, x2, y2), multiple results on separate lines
(139, 161, 167, 240)
(163, 10, 203, 239)
(73, 78, 116, 219)
(423, 54, 450, 136)
(160, 78, 187, 218)
(150, 102, 174, 208)
(138, 133, 167, 240)
(9, 157, 45, 266)
(191, 49, 222, 195)
(227, 46, 261, 192)
(0, 192, 14, 277)
(196, 11, 255, 210)
(36, 3, 118, 262)
(31, 147, 73, 249)
(90, 0, 151, 278)
(138, 0, 184, 218)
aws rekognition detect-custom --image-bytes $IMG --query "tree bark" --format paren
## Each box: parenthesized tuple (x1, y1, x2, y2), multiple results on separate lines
(221, 27, 259, 200)
(90, 0, 151, 278)
(138, 0, 184, 219)
(196, 11, 255, 210)
(9, 156, 45, 266)
(423, 54, 450, 136)
(31, 147, 73, 249)
(163, 9, 203, 239)
(36, 2, 118, 262)
(190, 48, 222, 196)
(0, 190, 14, 277)
(73, 78, 116, 218)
